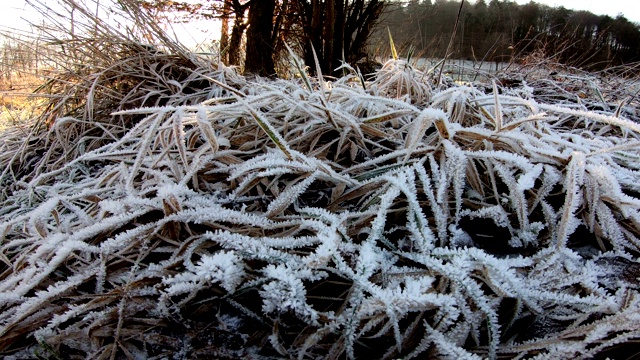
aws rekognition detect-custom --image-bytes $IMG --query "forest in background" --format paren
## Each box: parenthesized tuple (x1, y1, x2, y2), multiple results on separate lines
(139, 0, 640, 74)
(3, 0, 640, 79)
(376, 0, 640, 71)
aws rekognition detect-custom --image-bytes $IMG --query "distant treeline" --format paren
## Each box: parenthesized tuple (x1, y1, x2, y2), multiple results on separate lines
(374, 0, 640, 70)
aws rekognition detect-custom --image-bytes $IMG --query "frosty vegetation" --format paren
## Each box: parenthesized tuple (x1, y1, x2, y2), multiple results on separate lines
(1, 5, 640, 358)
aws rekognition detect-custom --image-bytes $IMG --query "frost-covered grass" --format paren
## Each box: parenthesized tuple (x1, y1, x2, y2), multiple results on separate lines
(1, 52, 640, 359)
(2, 1, 640, 359)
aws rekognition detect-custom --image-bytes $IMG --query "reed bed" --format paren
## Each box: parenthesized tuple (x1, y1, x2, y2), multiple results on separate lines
(1, 1, 640, 359)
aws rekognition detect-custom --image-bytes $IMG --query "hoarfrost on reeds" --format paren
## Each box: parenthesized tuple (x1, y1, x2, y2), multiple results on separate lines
(1, 4, 640, 359)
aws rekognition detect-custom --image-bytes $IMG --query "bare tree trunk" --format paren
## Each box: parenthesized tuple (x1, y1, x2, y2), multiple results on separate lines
(219, 0, 231, 64)
(345, 0, 385, 64)
(244, 0, 276, 76)
(298, 0, 385, 75)
(228, 2, 247, 67)
(304, 0, 323, 71)
(271, 0, 289, 46)
(323, 0, 335, 72)
(332, 0, 345, 72)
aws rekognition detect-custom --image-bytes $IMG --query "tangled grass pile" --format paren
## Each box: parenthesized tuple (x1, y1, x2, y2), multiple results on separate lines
(2, 10, 640, 358)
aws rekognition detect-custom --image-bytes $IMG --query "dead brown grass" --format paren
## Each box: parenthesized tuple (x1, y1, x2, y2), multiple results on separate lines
(0, 1, 639, 359)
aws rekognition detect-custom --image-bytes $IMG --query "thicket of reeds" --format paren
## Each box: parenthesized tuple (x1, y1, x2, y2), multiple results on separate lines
(1, 1, 640, 359)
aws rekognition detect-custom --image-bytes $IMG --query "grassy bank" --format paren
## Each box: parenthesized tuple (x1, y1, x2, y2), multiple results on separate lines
(1, 1, 640, 359)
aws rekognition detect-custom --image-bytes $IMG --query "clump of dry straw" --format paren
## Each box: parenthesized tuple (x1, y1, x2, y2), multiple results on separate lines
(1, 1, 640, 359)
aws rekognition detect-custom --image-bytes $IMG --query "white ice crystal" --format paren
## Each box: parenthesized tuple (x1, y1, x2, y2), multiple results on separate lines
(164, 251, 245, 293)
(193, 251, 245, 292)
